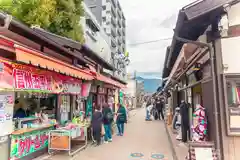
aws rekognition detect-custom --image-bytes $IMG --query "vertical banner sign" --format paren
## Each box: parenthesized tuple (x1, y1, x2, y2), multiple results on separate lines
(81, 82, 92, 97)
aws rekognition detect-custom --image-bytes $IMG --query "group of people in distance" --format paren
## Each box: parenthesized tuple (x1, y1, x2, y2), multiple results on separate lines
(144, 96, 165, 121)
(91, 103, 127, 146)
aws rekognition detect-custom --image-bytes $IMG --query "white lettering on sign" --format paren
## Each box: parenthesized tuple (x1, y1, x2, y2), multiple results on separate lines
(63, 83, 81, 94)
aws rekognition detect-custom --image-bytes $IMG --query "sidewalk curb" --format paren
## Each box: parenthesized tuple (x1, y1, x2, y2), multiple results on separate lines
(164, 122, 178, 160)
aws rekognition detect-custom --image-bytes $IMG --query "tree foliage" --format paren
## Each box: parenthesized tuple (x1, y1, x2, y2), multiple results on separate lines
(0, 0, 85, 43)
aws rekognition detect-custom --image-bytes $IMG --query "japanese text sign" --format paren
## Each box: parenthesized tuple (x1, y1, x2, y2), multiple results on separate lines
(13, 68, 52, 91)
(10, 129, 52, 159)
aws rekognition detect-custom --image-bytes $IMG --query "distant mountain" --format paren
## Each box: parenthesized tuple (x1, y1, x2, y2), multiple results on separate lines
(135, 72, 161, 79)
(136, 76, 162, 93)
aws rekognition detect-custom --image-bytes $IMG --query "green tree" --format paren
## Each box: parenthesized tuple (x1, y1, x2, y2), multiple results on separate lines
(0, 0, 85, 43)
(48, 0, 85, 43)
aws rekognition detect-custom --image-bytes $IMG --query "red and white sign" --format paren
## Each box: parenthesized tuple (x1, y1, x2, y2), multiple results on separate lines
(13, 68, 52, 91)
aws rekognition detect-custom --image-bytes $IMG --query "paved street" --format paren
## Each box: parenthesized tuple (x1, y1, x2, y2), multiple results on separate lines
(46, 108, 173, 160)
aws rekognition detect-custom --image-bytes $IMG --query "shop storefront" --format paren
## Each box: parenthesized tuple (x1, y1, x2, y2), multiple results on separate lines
(0, 56, 94, 160)
(107, 88, 115, 112)
(97, 86, 107, 109)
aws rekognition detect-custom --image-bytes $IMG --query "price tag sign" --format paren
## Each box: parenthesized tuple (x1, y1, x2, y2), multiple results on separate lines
(195, 147, 213, 160)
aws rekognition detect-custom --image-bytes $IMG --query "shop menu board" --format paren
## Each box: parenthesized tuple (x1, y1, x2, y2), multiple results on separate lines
(10, 128, 52, 159)
(0, 92, 14, 136)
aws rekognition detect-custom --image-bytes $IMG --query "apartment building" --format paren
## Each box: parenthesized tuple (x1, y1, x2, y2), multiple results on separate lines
(84, 0, 127, 81)
(81, 2, 112, 65)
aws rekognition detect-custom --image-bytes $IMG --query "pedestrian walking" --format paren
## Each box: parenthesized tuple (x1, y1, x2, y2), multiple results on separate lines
(116, 104, 127, 136)
(145, 99, 153, 121)
(155, 97, 165, 120)
(102, 103, 114, 143)
(91, 105, 103, 146)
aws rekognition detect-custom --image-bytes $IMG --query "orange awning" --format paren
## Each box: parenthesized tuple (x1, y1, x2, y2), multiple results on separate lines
(14, 44, 93, 80)
(96, 73, 126, 89)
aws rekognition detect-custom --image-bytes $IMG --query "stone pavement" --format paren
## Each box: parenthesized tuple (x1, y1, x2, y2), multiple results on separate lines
(40, 108, 173, 160)
(165, 125, 188, 160)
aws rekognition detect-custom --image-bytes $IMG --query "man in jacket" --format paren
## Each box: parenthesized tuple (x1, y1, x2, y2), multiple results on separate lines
(155, 97, 165, 120)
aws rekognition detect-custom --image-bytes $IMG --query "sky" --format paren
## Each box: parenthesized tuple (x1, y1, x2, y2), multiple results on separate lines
(120, 0, 193, 74)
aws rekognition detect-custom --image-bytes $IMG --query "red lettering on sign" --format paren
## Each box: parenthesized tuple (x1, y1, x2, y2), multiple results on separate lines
(18, 139, 26, 156)
(34, 135, 41, 149)
(25, 137, 32, 153)
(40, 134, 48, 145)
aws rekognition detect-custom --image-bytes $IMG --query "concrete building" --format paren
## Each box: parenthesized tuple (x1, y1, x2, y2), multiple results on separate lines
(81, 3, 112, 65)
(84, 0, 127, 81)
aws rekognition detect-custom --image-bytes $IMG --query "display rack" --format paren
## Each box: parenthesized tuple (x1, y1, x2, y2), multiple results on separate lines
(48, 126, 88, 156)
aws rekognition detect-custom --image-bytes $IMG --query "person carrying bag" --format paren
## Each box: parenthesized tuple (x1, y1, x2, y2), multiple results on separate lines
(116, 104, 127, 136)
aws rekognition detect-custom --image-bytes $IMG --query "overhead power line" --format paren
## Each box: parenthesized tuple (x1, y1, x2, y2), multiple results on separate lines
(128, 37, 172, 46)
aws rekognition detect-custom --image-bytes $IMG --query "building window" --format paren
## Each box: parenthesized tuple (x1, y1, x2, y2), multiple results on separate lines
(226, 80, 240, 107)
(102, 5, 106, 10)
(103, 17, 106, 22)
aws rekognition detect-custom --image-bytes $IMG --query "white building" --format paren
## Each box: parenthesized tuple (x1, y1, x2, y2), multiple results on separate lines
(84, 0, 127, 81)
(81, 2, 112, 65)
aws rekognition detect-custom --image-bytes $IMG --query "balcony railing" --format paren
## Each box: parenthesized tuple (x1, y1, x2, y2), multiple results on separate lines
(111, 36, 117, 47)
(117, 27, 121, 36)
(117, 18, 121, 28)
(111, 5, 117, 17)
(111, 26, 117, 37)
(122, 20, 126, 27)
(117, 8, 121, 18)
(111, 0, 117, 8)
(111, 16, 116, 27)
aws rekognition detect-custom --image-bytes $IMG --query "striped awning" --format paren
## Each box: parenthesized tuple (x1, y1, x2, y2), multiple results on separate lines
(95, 73, 126, 88)
(14, 44, 94, 80)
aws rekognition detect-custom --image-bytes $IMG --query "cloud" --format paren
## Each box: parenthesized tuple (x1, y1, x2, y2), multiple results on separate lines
(120, 0, 193, 73)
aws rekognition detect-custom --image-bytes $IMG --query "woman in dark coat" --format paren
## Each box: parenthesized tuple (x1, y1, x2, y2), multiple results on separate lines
(116, 104, 127, 136)
(91, 105, 103, 145)
(102, 103, 114, 143)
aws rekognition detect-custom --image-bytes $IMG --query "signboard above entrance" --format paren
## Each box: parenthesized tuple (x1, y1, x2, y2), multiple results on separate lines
(0, 59, 82, 94)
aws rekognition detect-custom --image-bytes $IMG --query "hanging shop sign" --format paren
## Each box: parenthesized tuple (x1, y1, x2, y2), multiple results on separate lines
(13, 67, 53, 92)
(52, 73, 82, 95)
(10, 128, 52, 160)
(62, 83, 81, 94)
(12, 63, 82, 94)
(81, 82, 92, 97)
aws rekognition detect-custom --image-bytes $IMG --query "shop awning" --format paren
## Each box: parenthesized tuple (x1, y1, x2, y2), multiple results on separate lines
(163, 43, 200, 89)
(14, 44, 94, 80)
(95, 73, 126, 89)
